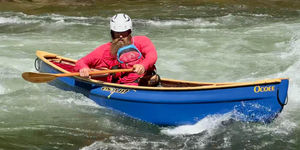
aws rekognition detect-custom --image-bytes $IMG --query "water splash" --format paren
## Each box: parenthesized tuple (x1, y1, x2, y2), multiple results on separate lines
(48, 91, 100, 109)
(161, 113, 232, 136)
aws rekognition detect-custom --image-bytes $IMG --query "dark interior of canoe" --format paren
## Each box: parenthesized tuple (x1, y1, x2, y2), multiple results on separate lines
(46, 57, 217, 87)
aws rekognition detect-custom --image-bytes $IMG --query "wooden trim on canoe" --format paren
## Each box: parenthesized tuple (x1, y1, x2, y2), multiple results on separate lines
(36, 50, 289, 91)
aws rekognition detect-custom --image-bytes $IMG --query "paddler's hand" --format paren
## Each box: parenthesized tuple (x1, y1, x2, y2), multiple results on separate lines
(133, 64, 145, 75)
(79, 68, 91, 78)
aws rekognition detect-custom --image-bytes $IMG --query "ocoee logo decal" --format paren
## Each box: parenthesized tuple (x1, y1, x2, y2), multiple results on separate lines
(101, 87, 130, 94)
(101, 86, 131, 99)
(254, 86, 275, 93)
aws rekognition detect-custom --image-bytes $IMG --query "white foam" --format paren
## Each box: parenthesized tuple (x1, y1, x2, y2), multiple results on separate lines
(253, 113, 297, 136)
(279, 36, 300, 59)
(0, 17, 19, 24)
(80, 140, 134, 150)
(80, 136, 167, 150)
(0, 57, 35, 75)
(280, 67, 300, 105)
(48, 91, 100, 108)
(0, 16, 39, 24)
(40, 14, 108, 26)
(161, 113, 232, 136)
(276, 23, 300, 103)
(144, 18, 219, 27)
(0, 12, 102, 26)
(0, 84, 5, 95)
(62, 97, 100, 108)
(250, 14, 271, 17)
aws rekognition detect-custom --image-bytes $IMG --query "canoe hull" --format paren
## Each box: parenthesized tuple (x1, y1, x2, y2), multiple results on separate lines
(36, 57, 289, 126)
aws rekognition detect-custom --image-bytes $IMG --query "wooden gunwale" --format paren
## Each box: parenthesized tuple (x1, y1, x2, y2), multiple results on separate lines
(36, 50, 288, 91)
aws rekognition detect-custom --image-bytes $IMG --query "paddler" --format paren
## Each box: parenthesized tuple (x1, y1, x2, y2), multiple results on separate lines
(74, 13, 159, 86)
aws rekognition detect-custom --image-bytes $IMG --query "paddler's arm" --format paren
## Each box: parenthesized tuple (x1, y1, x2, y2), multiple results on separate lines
(135, 36, 157, 74)
(74, 44, 108, 77)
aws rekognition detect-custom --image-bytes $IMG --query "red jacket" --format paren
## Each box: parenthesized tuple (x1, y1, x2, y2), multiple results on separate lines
(74, 36, 157, 84)
(117, 50, 144, 85)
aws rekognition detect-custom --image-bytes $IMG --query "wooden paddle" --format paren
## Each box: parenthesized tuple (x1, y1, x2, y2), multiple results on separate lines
(22, 68, 133, 83)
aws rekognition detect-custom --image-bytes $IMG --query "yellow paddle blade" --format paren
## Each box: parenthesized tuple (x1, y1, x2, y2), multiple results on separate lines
(22, 72, 57, 83)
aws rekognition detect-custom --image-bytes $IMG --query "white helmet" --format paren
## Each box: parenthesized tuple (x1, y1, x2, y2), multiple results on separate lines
(110, 13, 132, 32)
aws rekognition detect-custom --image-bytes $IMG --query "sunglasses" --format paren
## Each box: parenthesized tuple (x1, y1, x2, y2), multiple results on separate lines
(111, 30, 132, 39)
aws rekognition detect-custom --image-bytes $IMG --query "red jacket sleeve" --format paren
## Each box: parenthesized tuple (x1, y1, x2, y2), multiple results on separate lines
(134, 36, 157, 71)
(74, 44, 108, 72)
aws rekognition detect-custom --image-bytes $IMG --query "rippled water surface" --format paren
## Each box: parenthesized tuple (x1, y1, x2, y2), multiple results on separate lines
(0, 1, 300, 149)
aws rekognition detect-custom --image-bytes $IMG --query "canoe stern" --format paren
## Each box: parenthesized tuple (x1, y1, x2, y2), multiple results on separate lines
(277, 78, 289, 107)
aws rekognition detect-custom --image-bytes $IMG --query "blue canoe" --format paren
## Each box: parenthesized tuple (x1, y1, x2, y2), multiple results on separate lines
(34, 51, 289, 126)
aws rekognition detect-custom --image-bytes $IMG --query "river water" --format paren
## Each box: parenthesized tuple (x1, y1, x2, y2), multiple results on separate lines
(0, 1, 300, 150)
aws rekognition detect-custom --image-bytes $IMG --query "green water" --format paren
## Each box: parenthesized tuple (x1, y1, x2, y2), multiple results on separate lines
(0, 1, 300, 149)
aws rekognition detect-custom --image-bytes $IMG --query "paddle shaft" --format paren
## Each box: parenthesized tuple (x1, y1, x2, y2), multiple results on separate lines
(22, 68, 134, 83)
(55, 68, 133, 77)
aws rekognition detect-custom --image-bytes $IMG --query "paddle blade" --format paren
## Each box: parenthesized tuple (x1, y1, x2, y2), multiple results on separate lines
(22, 72, 57, 83)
